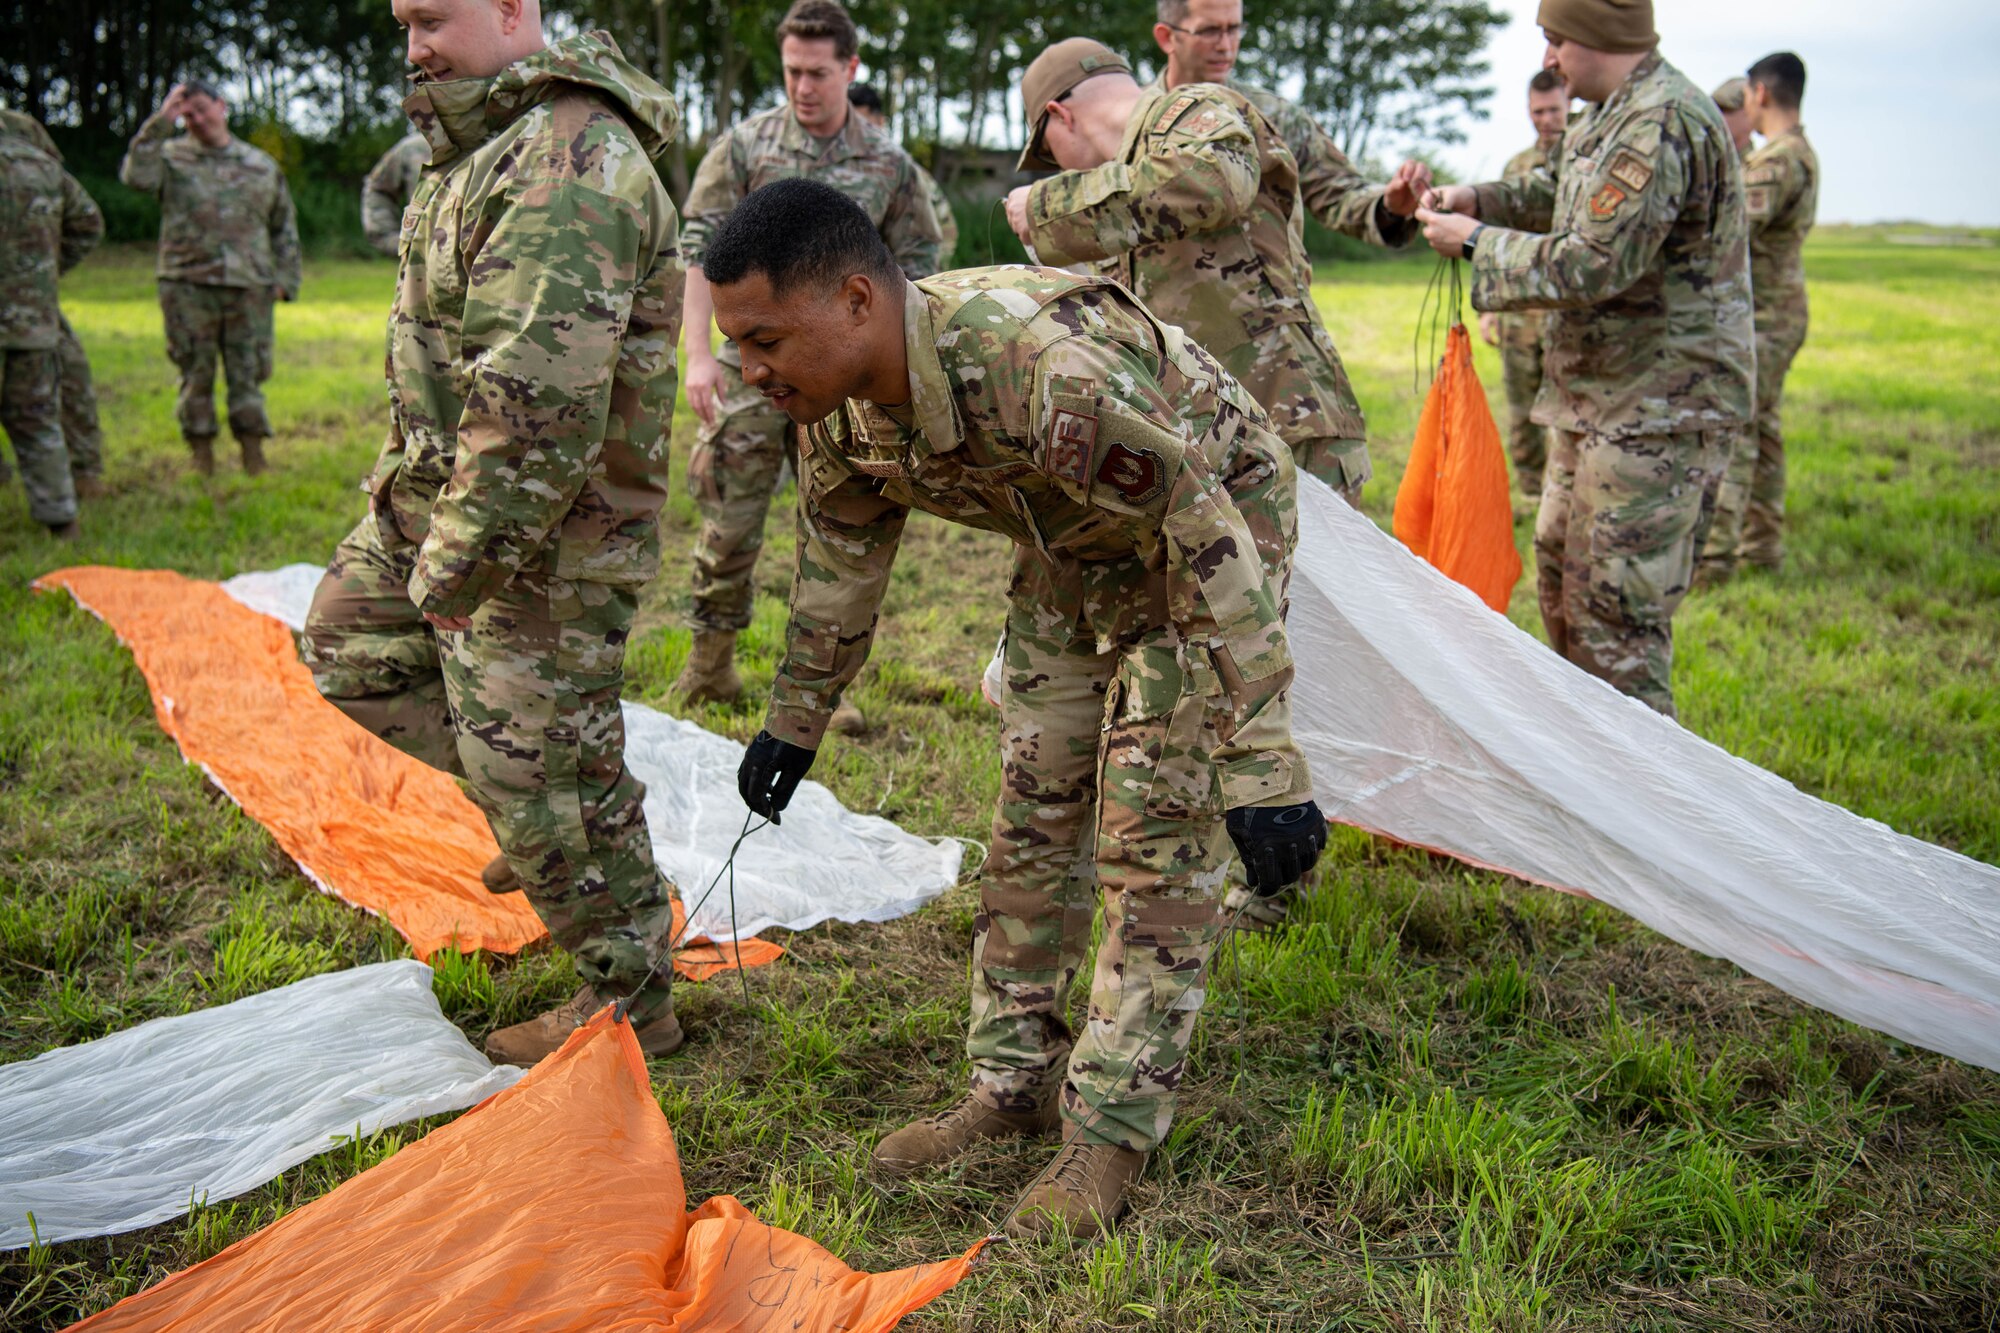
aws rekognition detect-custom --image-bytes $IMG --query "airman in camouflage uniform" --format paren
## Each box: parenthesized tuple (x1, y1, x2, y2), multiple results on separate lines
(847, 85, 960, 259)
(1737, 54, 1818, 572)
(360, 131, 429, 257)
(1, 109, 101, 535)
(674, 0, 942, 708)
(120, 82, 300, 475)
(300, 30, 688, 1063)
(0, 110, 105, 497)
(1696, 75, 1758, 581)
(1016, 41, 1369, 510)
(1140, 5, 1432, 503)
(707, 177, 1325, 1233)
(1418, 35, 1752, 717)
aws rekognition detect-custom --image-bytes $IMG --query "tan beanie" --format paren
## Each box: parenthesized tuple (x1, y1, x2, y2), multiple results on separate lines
(1710, 77, 1747, 111)
(1535, 0, 1657, 52)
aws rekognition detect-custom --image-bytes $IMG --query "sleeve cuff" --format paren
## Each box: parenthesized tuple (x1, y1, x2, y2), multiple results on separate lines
(764, 703, 831, 751)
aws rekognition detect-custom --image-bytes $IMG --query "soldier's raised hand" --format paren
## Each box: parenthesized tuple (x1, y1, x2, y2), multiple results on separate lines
(1383, 160, 1436, 217)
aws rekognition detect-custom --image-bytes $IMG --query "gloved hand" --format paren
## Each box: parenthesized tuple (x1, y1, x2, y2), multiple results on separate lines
(1225, 800, 1329, 896)
(738, 730, 815, 824)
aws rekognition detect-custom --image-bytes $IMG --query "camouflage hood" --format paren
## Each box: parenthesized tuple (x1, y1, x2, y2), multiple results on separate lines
(405, 30, 681, 169)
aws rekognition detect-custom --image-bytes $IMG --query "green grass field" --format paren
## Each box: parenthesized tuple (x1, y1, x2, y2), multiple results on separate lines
(2, 233, 1996, 1331)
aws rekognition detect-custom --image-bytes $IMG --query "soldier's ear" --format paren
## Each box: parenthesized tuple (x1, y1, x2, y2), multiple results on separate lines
(840, 272, 876, 326)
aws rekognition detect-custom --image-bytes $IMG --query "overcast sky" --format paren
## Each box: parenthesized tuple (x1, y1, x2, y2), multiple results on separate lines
(1437, 0, 2000, 226)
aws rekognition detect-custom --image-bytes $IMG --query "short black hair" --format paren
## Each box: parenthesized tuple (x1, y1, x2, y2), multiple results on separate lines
(847, 81, 884, 114)
(183, 78, 222, 102)
(1746, 52, 1805, 110)
(1529, 68, 1565, 95)
(704, 177, 900, 297)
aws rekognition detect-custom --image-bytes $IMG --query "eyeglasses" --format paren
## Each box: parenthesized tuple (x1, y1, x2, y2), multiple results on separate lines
(1162, 21, 1244, 45)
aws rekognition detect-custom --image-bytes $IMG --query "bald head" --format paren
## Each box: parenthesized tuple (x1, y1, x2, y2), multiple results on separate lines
(393, 0, 546, 83)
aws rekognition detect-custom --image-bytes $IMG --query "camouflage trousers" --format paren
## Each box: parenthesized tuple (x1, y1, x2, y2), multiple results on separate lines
(970, 580, 1233, 1151)
(1742, 325, 1805, 571)
(159, 280, 274, 444)
(1535, 428, 1726, 719)
(1498, 330, 1547, 503)
(302, 514, 676, 1023)
(969, 432, 1293, 1152)
(0, 348, 77, 527)
(686, 361, 792, 632)
(1232, 320, 1370, 509)
(1698, 426, 1758, 577)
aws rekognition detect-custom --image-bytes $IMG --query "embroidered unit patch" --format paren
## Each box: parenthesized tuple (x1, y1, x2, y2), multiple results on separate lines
(1606, 150, 1654, 193)
(1096, 441, 1167, 504)
(1589, 183, 1627, 220)
(1152, 94, 1200, 135)
(1046, 408, 1097, 484)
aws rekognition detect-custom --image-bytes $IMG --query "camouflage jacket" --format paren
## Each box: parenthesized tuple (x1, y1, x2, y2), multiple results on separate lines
(0, 123, 103, 350)
(118, 120, 301, 296)
(1493, 139, 1557, 351)
(770, 267, 1309, 807)
(1742, 126, 1817, 334)
(916, 161, 958, 259)
(361, 132, 429, 257)
(369, 31, 686, 619)
(1027, 83, 1366, 446)
(0, 109, 62, 161)
(1470, 52, 1753, 438)
(1141, 72, 1413, 248)
(682, 106, 942, 359)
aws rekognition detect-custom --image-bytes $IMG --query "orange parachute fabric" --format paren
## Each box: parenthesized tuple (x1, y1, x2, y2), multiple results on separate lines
(35, 566, 779, 980)
(1391, 323, 1523, 613)
(67, 1010, 983, 1332)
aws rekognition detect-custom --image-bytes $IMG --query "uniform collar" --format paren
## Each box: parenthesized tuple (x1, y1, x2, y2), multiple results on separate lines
(777, 105, 866, 162)
(1599, 49, 1664, 116)
(898, 279, 962, 455)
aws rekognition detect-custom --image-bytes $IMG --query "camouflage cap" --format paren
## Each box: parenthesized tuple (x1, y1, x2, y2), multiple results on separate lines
(1016, 38, 1132, 173)
(1710, 76, 1748, 112)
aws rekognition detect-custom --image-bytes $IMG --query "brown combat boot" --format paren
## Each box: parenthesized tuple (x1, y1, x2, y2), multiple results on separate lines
(239, 434, 269, 476)
(830, 697, 866, 736)
(480, 854, 522, 895)
(186, 434, 216, 476)
(1004, 1139, 1150, 1241)
(47, 519, 81, 542)
(72, 474, 106, 500)
(872, 1094, 1057, 1178)
(675, 630, 742, 704)
(483, 986, 684, 1066)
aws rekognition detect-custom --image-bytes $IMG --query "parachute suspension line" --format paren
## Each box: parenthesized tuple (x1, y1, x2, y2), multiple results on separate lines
(612, 810, 769, 1024)
(1410, 253, 1467, 392)
(987, 196, 1010, 268)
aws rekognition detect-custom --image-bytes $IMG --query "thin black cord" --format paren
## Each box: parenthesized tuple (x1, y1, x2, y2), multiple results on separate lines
(612, 810, 768, 1023)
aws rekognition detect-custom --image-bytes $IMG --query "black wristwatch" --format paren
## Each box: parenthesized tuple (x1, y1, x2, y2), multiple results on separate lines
(1463, 224, 1486, 259)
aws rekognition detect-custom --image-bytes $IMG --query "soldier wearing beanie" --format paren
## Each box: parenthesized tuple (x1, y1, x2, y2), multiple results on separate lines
(1412, 0, 1753, 719)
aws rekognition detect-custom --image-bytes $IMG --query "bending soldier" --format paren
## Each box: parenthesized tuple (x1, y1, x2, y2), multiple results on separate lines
(711, 178, 1327, 1237)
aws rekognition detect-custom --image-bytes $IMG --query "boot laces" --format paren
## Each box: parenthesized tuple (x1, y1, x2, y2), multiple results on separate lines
(1047, 1139, 1104, 1195)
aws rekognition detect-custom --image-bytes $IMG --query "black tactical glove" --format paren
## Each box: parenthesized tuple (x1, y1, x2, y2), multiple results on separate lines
(1225, 800, 1329, 896)
(737, 730, 816, 824)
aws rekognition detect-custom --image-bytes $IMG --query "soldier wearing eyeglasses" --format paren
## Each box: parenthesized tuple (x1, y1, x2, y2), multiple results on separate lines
(1143, 0, 1431, 508)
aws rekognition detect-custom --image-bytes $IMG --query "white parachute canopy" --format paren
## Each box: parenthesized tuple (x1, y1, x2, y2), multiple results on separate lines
(1286, 477, 2000, 1073)
(0, 961, 521, 1248)
(218, 567, 965, 942)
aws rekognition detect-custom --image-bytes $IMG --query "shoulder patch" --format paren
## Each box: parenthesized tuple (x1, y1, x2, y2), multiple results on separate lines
(1745, 184, 1773, 218)
(1152, 93, 1202, 136)
(1045, 406, 1098, 484)
(1097, 440, 1167, 505)
(1588, 183, 1627, 220)
(1606, 149, 1654, 193)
